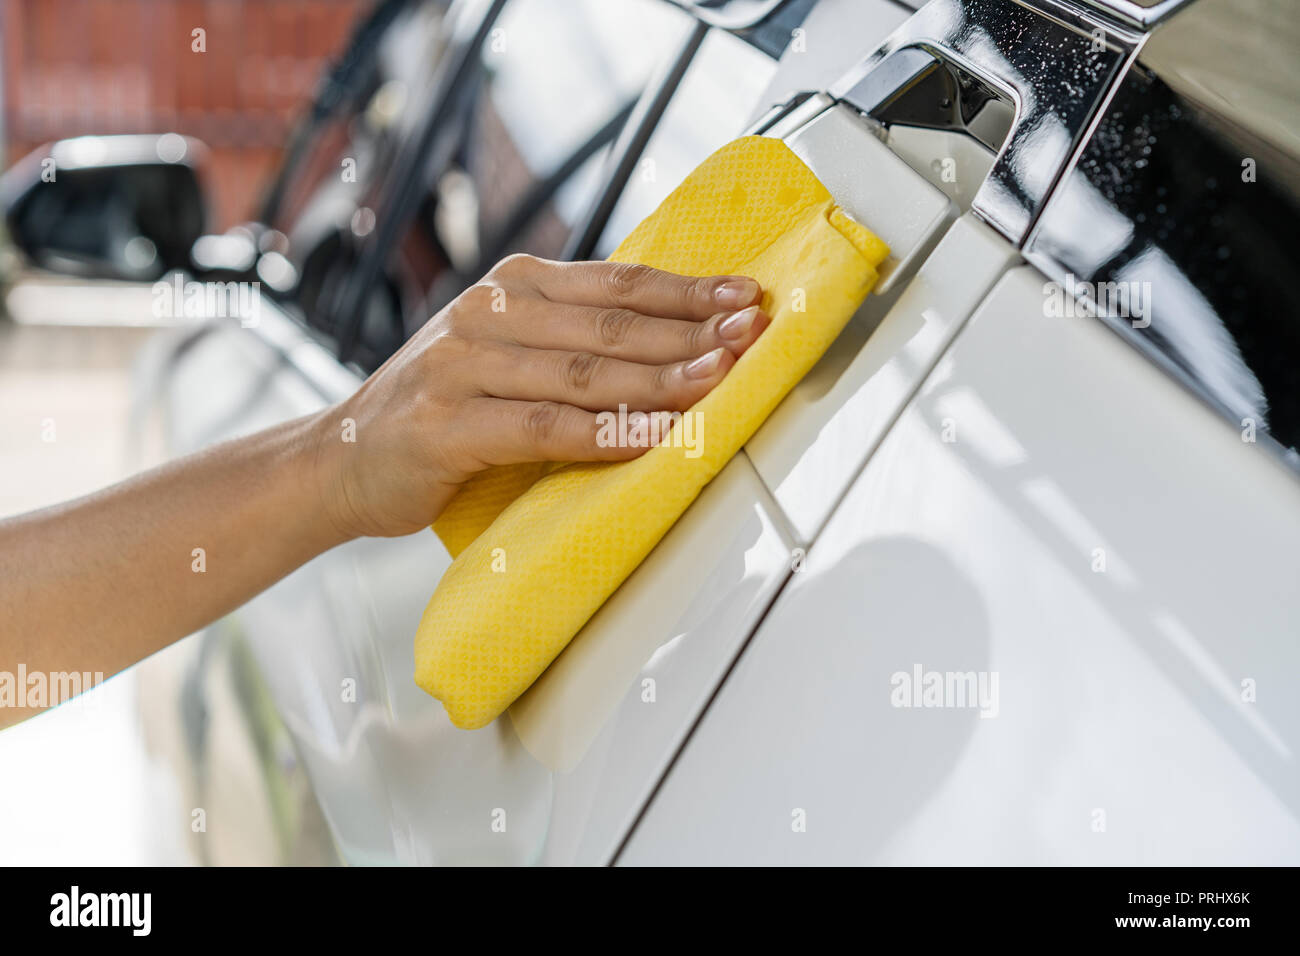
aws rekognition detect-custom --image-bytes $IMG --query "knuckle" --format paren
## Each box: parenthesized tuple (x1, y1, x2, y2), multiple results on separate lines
(424, 327, 461, 358)
(562, 351, 602, 392)
(602, 262, 651, 300)
(458, 282, 497, 315)
(652, 361, 679, 396)
(689, 317, 715, 351)
(492, 252, 540, 279)
(688, 275, 716, 305)
(423, 332, 474, 375)
(523, 401, 563, 446)
(594, 308, 634, 349)
(432, 326, 473, 355)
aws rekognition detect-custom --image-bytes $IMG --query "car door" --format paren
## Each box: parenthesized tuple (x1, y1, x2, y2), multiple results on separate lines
(618, 0, 1300, 864)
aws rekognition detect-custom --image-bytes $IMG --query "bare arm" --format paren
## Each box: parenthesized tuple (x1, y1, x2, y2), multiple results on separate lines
(0, 255, 765, 727)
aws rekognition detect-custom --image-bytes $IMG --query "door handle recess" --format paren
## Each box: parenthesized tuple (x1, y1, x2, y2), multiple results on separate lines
(831, 0, 1140, 245)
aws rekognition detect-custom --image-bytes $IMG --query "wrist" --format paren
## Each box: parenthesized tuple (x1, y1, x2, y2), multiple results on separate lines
(301, 406, 363, 549)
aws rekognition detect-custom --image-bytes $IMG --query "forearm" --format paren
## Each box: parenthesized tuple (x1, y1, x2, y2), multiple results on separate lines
(0, 413, 349, 726)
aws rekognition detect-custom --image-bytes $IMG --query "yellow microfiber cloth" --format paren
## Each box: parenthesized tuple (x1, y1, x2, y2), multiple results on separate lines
(416, 135, 888, 729)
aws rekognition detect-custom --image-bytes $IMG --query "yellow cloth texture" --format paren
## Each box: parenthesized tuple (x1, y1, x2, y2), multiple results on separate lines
(415, 135, 888, 729)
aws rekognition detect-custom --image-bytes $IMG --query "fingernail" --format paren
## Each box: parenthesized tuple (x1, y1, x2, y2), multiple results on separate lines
(718, 305, 759, 341)
(684, 347, 725, 380)
(715, 278, 759, 308)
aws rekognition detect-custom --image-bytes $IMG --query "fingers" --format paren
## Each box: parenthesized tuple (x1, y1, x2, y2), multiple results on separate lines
(419, 256, 765, 481)
(469, 341, 735, 412)
(490, 301, 770, 364)
(460, 398, 661, 466)
(519, 258, 762, 321)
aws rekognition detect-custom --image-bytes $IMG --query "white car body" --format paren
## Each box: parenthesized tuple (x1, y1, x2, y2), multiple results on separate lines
(154, 0, 1300, 864)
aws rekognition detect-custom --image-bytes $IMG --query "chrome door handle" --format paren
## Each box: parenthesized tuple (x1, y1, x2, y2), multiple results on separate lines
(831, 0, 1140, 245)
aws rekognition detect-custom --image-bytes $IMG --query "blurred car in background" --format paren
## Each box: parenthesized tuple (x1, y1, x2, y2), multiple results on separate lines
(2, 0, 1298, 865)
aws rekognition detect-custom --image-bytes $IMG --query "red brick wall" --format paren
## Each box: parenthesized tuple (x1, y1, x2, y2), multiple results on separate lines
(2, 0, 367, 229)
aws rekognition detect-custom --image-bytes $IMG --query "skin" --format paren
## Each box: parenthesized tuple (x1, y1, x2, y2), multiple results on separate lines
(0, 255, 767, 728)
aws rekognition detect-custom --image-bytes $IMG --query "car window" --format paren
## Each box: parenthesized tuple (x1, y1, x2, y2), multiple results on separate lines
(343, 0, 691, 366)
(593, 27, 778, 258)
(448, 0, 691, 269)
(1027, 0, 1300, 460)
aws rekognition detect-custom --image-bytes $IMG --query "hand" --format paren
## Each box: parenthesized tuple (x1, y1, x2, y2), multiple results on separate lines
(0, 253, 767, 708)
(312, 254, 768, 539)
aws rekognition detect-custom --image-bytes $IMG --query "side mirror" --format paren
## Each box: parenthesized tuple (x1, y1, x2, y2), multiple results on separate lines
(0, 134, 208, 281)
